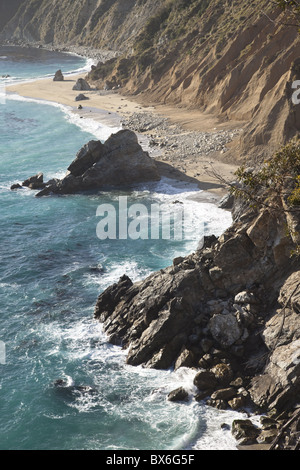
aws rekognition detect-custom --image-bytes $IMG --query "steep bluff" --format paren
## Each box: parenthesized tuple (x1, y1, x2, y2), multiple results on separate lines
(1, 1, 299, 163)
(87, 0, 300, 164)
(0, 0, 161, 51)
(0, 0, 24, 33)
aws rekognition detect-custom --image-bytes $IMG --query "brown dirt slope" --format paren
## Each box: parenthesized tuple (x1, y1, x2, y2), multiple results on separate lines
(89, 0, 300, 164)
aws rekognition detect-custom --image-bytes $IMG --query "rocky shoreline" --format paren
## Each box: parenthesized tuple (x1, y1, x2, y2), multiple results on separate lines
(4, 39, 300, 450)
(94, 187, 300, 449)
(1, 38, 120, 63)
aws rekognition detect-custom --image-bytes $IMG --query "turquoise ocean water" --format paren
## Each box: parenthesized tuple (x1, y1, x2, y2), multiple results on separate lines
(0, 46, 245, 450)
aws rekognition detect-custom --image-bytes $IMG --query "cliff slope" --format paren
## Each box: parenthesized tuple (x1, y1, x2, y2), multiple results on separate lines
(0, 0, 162, 51)
(88, 0, 300, 164)
(2, 1, 299, 163)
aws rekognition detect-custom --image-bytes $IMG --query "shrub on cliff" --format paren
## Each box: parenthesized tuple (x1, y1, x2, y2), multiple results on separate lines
(231, 138, 300, 255)
(232, 138, 300, 206)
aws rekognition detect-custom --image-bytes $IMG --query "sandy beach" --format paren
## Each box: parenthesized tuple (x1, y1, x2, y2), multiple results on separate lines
(7, 73, 242, 200)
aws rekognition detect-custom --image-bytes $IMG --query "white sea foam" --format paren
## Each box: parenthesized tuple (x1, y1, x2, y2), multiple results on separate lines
(6, 92, 121, 141)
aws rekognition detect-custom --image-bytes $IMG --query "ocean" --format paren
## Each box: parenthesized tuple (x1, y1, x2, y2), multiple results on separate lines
(0, 45, 245, 451)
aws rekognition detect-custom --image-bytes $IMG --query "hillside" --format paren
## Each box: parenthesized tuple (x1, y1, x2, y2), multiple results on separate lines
(87, 0, 300, 163)
(1, 1, 299, 163)
(0, 0, 162, 51)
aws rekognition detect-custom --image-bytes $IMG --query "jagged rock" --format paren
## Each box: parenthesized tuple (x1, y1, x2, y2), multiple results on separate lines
(92, 195, 300, 433)
(22, 173, 44, 188)
(10, 183, 22, 190)
(249, 271, 300, 412)
(174, 348, 195, 370)
(36, 130, 160, 196)
(72, 78, 91, 91)
(211, 387, 236, 401)
(209, 313, 242, 348)
(231, 419, 260, 445)
(53, 70, 64, 81)
(218, 193, 234, 210)
(167, 387, 189, 402)
(228, 396, 247, 411)
(234, 291, 258, 305)
(211, 363, 234, 386)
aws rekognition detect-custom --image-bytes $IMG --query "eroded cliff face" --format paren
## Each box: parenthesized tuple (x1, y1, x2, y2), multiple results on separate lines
(0, 0, 162, 51)
(1, 1, 299, 163)
(0, 0, 25, 32)
(88, 0, 300, 164)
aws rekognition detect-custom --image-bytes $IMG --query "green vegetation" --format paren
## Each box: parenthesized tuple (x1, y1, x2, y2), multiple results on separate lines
(232, 139, 300, 208)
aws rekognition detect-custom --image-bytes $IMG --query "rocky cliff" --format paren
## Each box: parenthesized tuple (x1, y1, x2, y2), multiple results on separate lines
(94, 174, 300, 448)
(87, 0, 300, 164)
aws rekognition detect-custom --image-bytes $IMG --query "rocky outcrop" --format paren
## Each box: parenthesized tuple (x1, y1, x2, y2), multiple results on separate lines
(72, 78, 91, 91)
(53, 70, 64, 81)
(94, 191, 300, 447)
(34, 129, 160, 196)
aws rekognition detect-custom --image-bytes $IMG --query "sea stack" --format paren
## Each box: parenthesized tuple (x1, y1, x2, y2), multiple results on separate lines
(36, 129, 161, 196)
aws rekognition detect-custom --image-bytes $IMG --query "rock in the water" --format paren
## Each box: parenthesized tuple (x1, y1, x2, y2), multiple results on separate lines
(193, 370, 217, 391)
(167, 387, 189, 402)
(72, 78, 91, 91)
(10, 183, 22, 190)
(53, 70, 64, 81)
(22, 173, 44, 188)
(36, 130, 160, 196)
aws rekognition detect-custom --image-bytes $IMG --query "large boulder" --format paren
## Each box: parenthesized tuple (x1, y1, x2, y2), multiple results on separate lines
(36, 130, 160, 196)
(72, 78, 91, 91)
(249, 271, 300, 411)
(53, 70, 64, 81)
(75, 94, 89, 102)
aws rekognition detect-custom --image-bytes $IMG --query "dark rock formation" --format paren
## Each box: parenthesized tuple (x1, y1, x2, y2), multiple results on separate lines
(72, 78, 91, 91)
(167, 387, 189, 403)
(35, 129, 160, 196)
(10, 183, 22, 190)
(53, 70, 64, 81)
(75, 94, 89, 102)
(94, 190, 300, 448)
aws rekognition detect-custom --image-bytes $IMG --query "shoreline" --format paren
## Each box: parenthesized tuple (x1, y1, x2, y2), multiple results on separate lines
(2, 47, 277, 453)
(6, 70, 240, 201)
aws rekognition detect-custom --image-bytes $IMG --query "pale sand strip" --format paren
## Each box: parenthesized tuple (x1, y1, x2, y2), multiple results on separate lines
(7, 74, 239, 198)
